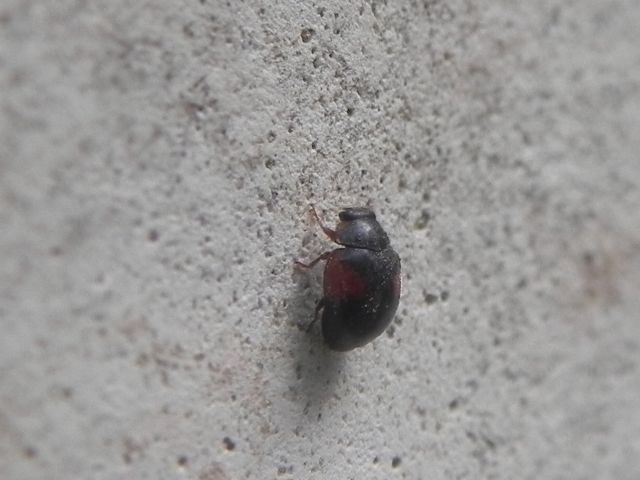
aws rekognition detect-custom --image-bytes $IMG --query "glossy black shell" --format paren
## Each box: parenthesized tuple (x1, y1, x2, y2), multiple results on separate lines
(320, 208, 401, 351)
(322, 246, 401, 351)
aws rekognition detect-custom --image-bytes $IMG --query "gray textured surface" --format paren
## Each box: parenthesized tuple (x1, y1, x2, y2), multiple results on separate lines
(1, 1, 640, 479)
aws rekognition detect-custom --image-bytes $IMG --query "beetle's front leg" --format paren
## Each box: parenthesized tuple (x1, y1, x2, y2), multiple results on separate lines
(309, 205, 338, 243)
(294, 250, 333, 270)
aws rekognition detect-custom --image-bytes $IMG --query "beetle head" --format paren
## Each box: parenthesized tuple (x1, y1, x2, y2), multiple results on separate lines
(335, 207, 390, 251)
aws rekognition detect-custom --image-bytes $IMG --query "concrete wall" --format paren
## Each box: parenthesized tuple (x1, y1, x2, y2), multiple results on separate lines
(1, 1, 639, 479)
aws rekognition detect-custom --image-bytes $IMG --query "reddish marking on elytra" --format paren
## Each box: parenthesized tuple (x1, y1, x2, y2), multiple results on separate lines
(392, 272, 401, 297)
(324, 260, 367, 299)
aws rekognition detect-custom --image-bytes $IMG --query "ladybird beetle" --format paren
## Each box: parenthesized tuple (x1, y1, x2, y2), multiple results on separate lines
(295, 206, 401, 351)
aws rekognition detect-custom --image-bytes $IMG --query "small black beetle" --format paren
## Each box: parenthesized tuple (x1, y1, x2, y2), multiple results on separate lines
(295, 206, 401, 351)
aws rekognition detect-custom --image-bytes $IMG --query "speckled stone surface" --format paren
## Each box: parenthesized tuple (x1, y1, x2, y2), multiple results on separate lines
(1, 1, 639, 479)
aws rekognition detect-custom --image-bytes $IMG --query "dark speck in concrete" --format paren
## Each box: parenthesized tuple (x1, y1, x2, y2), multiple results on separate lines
(23, 446, 37, 459)
(424, 292, 439, 305)
(223, 437, 235, 451)
(300, 28, 314, 43)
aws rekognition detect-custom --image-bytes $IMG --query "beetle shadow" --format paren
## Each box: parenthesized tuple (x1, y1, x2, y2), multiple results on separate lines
(287, 268, 345, 408)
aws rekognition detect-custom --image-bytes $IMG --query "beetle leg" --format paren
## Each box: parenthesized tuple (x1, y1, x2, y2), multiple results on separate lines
(309, 205, 338, 243)
(306, 298, 325, 332)
(294, 250, 333, 270)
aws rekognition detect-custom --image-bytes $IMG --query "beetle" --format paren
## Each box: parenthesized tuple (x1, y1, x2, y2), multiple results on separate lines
(295, 206, 401, 351)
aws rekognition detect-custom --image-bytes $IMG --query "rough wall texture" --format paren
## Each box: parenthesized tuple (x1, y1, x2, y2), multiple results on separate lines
(1, 1, 639, 479)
